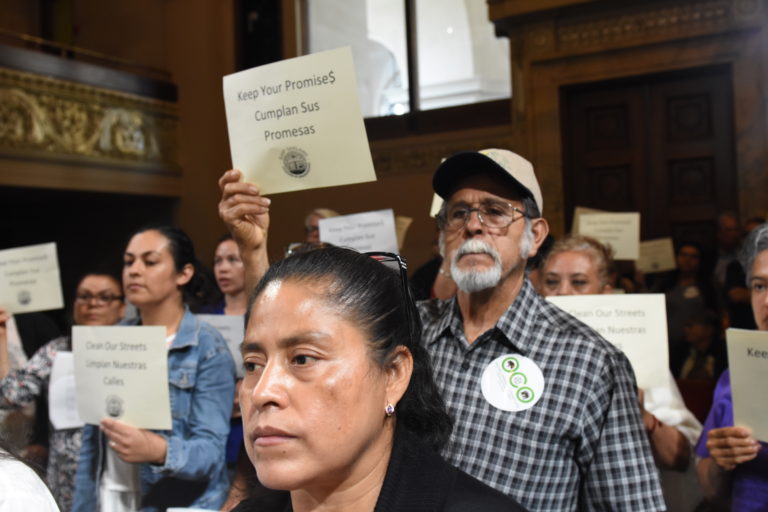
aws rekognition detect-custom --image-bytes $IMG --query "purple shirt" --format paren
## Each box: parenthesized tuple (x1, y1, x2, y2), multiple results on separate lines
(695, 370, 768, 510)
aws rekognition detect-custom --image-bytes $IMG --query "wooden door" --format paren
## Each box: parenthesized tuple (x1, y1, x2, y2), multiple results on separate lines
(561, 66, 737, 255)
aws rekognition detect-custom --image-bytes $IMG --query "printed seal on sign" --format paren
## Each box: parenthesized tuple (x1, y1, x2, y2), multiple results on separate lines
(481, 353, 545, 412)
(105, 395, 124, 419)
(281, 147, 310, 178)
(17, 290, 31, 305)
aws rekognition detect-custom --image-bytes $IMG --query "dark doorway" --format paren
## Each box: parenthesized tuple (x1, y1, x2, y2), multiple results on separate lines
(0, 186, 176, 329)
(561, 65, 738, 256)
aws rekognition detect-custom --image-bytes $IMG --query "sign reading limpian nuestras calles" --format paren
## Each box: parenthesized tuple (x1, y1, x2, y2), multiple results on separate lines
(223, 47, 376, 195)
(546, 294, 668, 390)
(73, 326, 171, 429)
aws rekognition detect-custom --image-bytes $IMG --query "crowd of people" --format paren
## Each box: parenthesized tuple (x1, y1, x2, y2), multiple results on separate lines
(0, 147, 766, 511)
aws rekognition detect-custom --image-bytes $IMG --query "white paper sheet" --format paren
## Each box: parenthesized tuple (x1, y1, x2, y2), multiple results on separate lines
(319, 209, 399, 254)
(575, 212, 641, 260)
(430, 194, 443, 218)
(0, 242, 63, 314)
(196, 314, 245, 379)
(571, 206, 604, 234)
(48, 351, 84, 430)
(223, 47, 376, 194)
(73, 326, 171, 429)
(637, 237, 676, 274)
(726, 328, 768, 442)
(547, 294, 668, 390)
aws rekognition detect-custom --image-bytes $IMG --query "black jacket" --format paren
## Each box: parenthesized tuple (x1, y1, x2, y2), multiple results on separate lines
(232, 426, 526, 512)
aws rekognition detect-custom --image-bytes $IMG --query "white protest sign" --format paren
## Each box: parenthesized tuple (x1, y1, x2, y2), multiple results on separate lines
(637, 238, 676, 274)
(49, 351, 84, 430)
(73, 326, 171, 429)
(223, 46, 376, 194)
(0, 243, 63, 314)
(575, 212, 641, 260)
(546, 294, 668, 390)
(726, 328, 768, 442)
(197, 314, 245, 379)
(319, 209, 399, 254)
(571, 206, 604, 234)
(430, 194, 443, 218)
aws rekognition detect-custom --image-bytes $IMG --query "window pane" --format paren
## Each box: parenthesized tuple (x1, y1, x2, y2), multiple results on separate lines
(416, 0, 511, 110)
(307, 0, 409, 117)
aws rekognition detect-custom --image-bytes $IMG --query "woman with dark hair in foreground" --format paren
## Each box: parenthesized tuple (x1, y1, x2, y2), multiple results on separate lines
(233, 246, 525, 512)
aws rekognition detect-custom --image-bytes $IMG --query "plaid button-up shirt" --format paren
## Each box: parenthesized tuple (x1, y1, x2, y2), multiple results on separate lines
(418, 280, 665, 511)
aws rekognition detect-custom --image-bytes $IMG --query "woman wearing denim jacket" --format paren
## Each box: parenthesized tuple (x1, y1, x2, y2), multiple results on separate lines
(72, 226, 236, 512)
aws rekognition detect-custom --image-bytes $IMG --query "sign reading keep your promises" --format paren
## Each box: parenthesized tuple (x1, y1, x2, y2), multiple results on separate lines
(0, 242, 63, 314)
(319, 209, 399, 254)
(73, 326, 171, 430)
(223, 46, 376, 195)
(727, 328, 768, 442)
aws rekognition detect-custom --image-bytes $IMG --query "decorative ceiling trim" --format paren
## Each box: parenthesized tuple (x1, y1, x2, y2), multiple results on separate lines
(557, 1, 736, 49)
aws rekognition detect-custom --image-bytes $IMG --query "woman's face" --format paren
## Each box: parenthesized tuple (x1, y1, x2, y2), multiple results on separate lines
(541, 250, 608, 296)
(240, 279, 394, 492)
(305, 215, 321, 243)
(750, 249, 768, 331)
(73, 275, 125, 326)
(676, 245, 701, 274)
(123, 230, 191, 310)
(214, 239, 245, 296)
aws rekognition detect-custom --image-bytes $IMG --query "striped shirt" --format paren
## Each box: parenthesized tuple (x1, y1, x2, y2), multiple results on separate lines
(418, 280, 665, 511)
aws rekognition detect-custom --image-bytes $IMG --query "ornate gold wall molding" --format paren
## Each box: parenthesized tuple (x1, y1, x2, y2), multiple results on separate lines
(0, 67, 178, 171)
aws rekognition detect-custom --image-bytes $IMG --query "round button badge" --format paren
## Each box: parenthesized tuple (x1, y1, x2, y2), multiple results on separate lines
(481, 354, 545, 412)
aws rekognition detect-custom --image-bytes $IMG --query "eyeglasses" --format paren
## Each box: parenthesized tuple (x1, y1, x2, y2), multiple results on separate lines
(75, 293, 123, 305)
(365, 252, 415, 345)
(285, 241, 334, 258)
(438, 200, 529, 232)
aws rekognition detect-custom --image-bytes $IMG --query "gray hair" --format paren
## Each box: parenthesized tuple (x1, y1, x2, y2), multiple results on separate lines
(739, 222, 768, 283)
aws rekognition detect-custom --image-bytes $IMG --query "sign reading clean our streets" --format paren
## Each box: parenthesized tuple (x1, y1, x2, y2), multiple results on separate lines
(223, 47, 376, 194)
(73, 326, 171, 429)
(547, 294, 669, 390)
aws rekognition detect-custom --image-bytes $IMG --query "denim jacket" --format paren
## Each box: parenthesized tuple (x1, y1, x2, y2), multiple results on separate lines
(72, 309, 236, 511)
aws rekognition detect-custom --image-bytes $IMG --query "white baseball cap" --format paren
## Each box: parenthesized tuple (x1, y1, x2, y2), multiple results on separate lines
(432, 149, 543, 215)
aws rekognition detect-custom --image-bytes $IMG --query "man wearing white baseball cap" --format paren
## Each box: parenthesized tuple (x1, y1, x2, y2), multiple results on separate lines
(216, 148, 665, 511)
(420, 148, 664, 511)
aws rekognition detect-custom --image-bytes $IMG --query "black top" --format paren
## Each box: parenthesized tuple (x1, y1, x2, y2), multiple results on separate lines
(232, 426, 526, 512)
(14, 312, 61, 448)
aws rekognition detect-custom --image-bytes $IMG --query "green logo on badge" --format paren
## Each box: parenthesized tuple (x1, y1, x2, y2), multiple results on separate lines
(501, 356, 519, 372)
